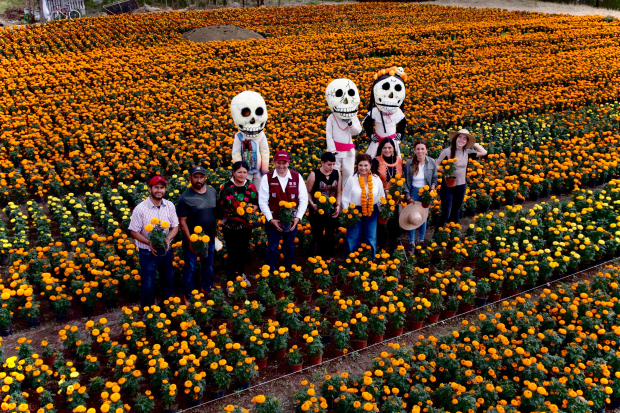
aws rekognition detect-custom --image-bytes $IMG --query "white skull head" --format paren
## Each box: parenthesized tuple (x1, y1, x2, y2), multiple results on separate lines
(325, 79, 360, 120)
(230, 91, 268, 139)
(373, 71, 406, 114)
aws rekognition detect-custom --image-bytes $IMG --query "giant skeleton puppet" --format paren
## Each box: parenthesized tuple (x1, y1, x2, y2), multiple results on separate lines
(231, 91, 271, 187)
(363, 66, 408, 159)
(325, 79, 362, 186)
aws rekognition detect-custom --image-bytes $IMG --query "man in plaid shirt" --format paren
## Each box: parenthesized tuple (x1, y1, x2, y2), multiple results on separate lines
(128, 176, 179, 308)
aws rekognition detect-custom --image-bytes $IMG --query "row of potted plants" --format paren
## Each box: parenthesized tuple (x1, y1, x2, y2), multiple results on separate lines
(229, 263, 620, 413)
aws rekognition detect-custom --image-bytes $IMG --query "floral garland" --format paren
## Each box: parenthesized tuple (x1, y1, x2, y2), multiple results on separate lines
(359, 174, 374, 217)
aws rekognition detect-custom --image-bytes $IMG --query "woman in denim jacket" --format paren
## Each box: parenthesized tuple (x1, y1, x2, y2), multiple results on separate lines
(402, 140, 438, 253)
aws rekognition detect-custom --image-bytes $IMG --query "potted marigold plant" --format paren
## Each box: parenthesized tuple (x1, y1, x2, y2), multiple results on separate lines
(144, 218, 170, 254)
(427, 288, 444, 323)
(585, 383, 611, 413)
(368, 308, 387, 343)
(488, 272, 504, 302)
(209, 360, 232, 400)
(305, 332, 324, 365)
(313, 192, 336, 217)
(409, 297, 431, 330)
(475, 278, 491, 307)
(458, 280, 476, 312)
(272, 326, 290, 360)
(235, 357, 258, 389)
(443, 295, 459, 319)
(351, 315, 368, 349)
(378, 196, 395, 225)
(189, 226, 210, 258)
(51, 293, 71, 323)
(252, 395, 281, 413)
(331, 321, 350, 357)
(441, 158, 458, 187)
(133, 394, 155, 413)
(387, 303, 407, 336)
(278, 201, 297, 232)
(418, 186, 437, 208)
(339, 204, 361, 228)
(287, 345, 303, 372)
(247, 333, 269, 368)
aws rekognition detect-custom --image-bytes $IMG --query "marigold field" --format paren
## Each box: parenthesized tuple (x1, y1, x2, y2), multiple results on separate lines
(1, 3, 620, 413)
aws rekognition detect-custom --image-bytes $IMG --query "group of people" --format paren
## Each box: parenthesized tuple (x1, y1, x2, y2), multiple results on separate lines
(127, 66, 488, 307)
(127, 129, 486, 308)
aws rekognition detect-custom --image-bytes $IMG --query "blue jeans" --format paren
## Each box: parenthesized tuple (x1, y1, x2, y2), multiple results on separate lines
(182, 242, 215, 298)
(409, 186, 427, 243)
(139, 248, 174, 308)
(436, 182, 467, 231)
(345, 209, 378, 257)
(265, 223, 298, 271)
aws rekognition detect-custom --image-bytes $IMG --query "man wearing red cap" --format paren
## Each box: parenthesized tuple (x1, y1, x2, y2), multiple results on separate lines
(258, 150, 308, 270)
(128, 176, 179, 308)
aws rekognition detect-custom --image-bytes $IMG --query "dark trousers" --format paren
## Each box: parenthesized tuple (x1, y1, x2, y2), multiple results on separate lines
(309, 215, 338, 257)
(182, 242, 215, 298)
(377, 216, 400, 254)
(138, 248, 174, 308)
(265, 223, 297, 271)
(223, 227, 252, 282)
(436, 183, 467, 231)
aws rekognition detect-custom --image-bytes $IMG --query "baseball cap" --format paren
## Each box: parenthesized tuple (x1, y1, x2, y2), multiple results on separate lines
(148, 176, 167, 187)
(189, 165, 207, 176)
(274, 150, 290, 163)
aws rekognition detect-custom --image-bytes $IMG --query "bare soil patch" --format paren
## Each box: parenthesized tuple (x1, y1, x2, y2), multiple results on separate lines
(423, 0, 620, 17)
(183, 25, 265, 43)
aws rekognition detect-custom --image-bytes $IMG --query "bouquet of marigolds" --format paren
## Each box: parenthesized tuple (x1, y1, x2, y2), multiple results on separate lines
(145, 217, 169, 249)
(340, 204, 361, 228)
(278, 201, 297, 224)
(313, 191, 336, 216)
(418, 185, 437, 207)
(189, 226, 210, 255)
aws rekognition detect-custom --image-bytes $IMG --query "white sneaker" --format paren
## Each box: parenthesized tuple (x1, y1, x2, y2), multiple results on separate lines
(242, 274, 251, 287)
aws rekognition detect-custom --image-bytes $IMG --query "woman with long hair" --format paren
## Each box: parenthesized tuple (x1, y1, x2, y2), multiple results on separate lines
(342, 153, 386, 256)
(402, 140, 438, 253)
(435, 129, 487, 231)
(372, 138, 402, 253)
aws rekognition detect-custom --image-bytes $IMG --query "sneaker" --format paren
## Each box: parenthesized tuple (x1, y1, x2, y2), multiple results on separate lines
(408, 239, 416, 256)
(183, 296, 190, 307)
(242, 274, 251, 287)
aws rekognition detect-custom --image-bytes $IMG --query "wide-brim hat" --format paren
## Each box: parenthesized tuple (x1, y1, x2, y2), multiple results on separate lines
(399, 202, 430, 231)
(449, 129, 476, 149)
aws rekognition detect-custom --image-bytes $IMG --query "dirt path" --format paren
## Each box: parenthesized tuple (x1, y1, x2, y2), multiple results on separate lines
(422, 0, 620, 17)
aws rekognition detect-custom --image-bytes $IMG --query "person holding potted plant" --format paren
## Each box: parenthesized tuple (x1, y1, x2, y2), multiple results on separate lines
(403, 140, 438, 252)
(372, 139, 403, 254)
(342, 153, 385, 256)
(128, 176, 178, 308)
(258, 150, 308, 271)
(218, 161, 259, 287)
(435, 129, 487, 232)
(306, 152, 341, 257)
